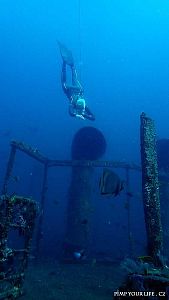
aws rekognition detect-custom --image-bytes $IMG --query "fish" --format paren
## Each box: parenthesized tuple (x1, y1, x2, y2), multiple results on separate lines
(73, 251, 82, 259)
(73, 249, 86, 260)
(99, 168, 124, 197)
(124, 201, 129, 210)
(11, 175, 20, 182)
(138, 256, 153, 263)
(81, 219, 88, 225)
(126, 191, 134, 197)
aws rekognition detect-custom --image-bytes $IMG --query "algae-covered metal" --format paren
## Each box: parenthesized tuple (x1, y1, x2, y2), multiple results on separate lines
(140, 112, 163, 265)
(0, 194, 37, 299)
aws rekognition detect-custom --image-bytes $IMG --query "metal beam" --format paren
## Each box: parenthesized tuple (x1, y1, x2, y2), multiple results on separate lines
(10, 140, 141, 171)
(140, 112, 163, 266)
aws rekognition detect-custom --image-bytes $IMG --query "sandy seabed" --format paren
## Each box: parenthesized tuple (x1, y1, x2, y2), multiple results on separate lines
(22, 260, 124, 300)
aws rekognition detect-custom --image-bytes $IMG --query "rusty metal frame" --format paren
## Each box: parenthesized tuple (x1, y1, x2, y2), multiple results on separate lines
(0, 194, 37, 299)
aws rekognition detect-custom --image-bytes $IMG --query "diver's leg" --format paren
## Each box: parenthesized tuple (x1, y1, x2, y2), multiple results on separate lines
(61, 61, 67, 92)
(84, 106, 95, 121)
(71, 66, 78, 86)
(69, 103, 76, 117)
(71, 66, 83, 91)
(62, 61, 66, 83)
(58, 41, 74, 66)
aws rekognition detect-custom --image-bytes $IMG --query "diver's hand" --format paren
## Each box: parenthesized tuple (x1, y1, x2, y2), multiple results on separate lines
(76, 114, 85, 120)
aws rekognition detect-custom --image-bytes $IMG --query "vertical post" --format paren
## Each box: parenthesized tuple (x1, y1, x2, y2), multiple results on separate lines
(158, 174, 169, 257)
(63, 127, 106, 261)
(125, 167, 133, 257)
(2, 144, 17, 195)
(36, 162, 48, 256)
(64, 166, 93, 259)
(140, 112, 163, 265)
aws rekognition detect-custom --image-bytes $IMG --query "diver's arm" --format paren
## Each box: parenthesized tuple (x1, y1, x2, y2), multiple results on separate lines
(69, 103, 85, 120)
(83, 106, 95, 121)
(69, 104, 76, 117)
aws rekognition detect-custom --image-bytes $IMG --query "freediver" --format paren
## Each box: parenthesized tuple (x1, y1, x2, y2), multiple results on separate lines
(58, 41, 95, 121)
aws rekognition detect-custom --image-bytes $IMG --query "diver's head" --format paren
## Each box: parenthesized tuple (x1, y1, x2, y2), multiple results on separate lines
(76, 98, 86, 110)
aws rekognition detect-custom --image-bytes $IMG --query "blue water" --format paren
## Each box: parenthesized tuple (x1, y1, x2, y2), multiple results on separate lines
(0, 0, 169, 262)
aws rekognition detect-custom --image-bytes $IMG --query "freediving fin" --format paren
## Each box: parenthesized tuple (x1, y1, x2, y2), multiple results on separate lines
(57, 41, 74, 66)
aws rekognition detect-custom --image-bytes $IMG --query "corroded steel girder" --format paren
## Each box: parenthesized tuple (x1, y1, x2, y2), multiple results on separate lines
(140, 112, 163, 265)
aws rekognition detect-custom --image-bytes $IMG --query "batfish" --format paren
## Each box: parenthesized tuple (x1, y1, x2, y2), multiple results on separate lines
(99, 168, 124, 197)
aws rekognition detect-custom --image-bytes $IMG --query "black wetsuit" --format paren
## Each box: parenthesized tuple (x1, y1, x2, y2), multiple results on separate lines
(61, 62, 95, 121)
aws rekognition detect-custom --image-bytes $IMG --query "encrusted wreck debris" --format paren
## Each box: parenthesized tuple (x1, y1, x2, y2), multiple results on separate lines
(2, 118, 163, 298)
(2, 139, 141, 258)
(140, 112, 163, 265)
(0, 194, 37, 299)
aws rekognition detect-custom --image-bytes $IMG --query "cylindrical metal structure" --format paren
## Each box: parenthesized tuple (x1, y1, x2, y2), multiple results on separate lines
(65, 166, 93, 253)
(36, 162, 48, 256)
(64, 127, 106, 260)
(159, 174, 169, 256)
(140, 112, 163, 265)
